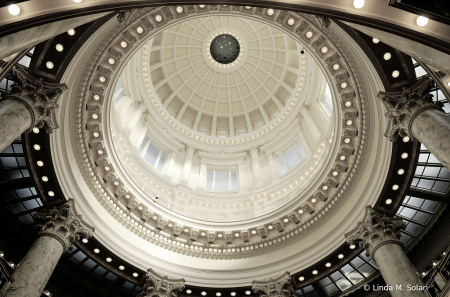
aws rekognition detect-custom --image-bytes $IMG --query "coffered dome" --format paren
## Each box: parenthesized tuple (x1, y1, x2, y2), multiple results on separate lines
(145, 16, 304, 137)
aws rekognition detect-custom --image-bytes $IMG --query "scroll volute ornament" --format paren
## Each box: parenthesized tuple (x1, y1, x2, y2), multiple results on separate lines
(1, 66, 68, 133)
(378, 77, 442, 141)
(138, 269, 185, 297)
(33, 199, 94, 252)
(345, 206, 406, 258)
(252, 272, 294, 297)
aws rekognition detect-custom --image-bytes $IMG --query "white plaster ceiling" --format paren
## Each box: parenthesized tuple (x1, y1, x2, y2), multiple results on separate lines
(146, 16, 302, 135)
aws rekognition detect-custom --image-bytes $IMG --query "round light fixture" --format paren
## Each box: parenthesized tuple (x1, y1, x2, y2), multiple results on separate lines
(200, 231, 206, 236)
(136, 27, 143, 34)
(152, 215, 158, 220)
(113, 181, 120, 186)
(125, 194, 131, 199)
(267, 9, 274, 16)
(201, 292, 207, 296)
(403, 136, 410, 142)
(325, 262, 331, 267)
(94, 248, 100, 253)
(332, 171, 338, 176)
(137, 205, 144, 211)
(99, 76, 106, 82)
(234, 232, 240, 237)
(288, 18, 295, 26)
(106, 257, 112, 262)
(340, 155, 346, 161)
(345, 101, 352, 107)
(398, 169, 404, 175)
(216, 293, 221, 296)
(108, 58, 115, 65)
(82, 238, 88, 243)
(251, 230, 257, 234)
(217, 233, 223, 238)
(37, 161, 44, 167)
(333, 64, 340, 70)
(416, 16, 428, 27)
(186, 290, 192, 294)
(392, 70, 400, 78)
(55, 44, 64, 52)
(386, 199, 392, 205)
(321, 47, 328, 54)
(344, 138, 351, 143)
(346, 120, 353, 126)
(322, 185, 329, 191)
(338, 254, 344, 259)
(353, 0, 365, 9)
(245, 291, 251, 295)
(8, 4, 20, 15)
(199, 5, 205, 8)
(104, 166, 110, 171)
(42, 176, 49, 182)
(372, 38, 379, 44)
(311, 198, 317, 203)
(67, 29, 76, 36)
(306, 31, 313, 38)
(299, 276, 304, 281)
(47, 191, 53, 197)
(312, 270, 318, 275)
(298, 209, 304, 214)
(283, 218, 289, 223)
(97, 149, 104, 155)
(230, 292, 236, 296)
(383, 52, 391, 60)
(401, 153, 408, 159)
(33, 144, 41, 150)
(155, 15, 162, 22)
(392, 184, 399, 190)
(93, 95, 100, 100)
(349, 244, 356, 249)
(91, 114, 98, 120)
(176, 6, 183, 13)
(119, 265, 125, 270)
(46, 62, 54, 69)
(133, 272, 138, 277)
(267, 225, 274, 230)
(33, 127, 40, 134)
(341, 82, 348, 89)
(120, 41, 128, 48)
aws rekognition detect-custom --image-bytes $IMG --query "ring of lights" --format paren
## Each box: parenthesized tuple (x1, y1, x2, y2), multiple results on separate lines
(51, 5, 391, 286)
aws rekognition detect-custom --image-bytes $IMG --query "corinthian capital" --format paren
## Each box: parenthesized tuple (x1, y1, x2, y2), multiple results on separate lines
(378, 77, 443, 141)
(0, 66, 68, 133)
(33, 199, 94, 251)
(345, 206, 406, 258)
(138, 269, 185, 297)
(252, 272, 294, 297)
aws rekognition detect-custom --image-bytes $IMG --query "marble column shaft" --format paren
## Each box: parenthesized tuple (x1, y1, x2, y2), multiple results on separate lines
(180, 146, 195, 185)
(346, 206, 427, 297)
(0, 98, 32, 152)
(300, 107, 321, 141)
(3, 236, 64, 297)
(411, 109, 450, 170)
(250, 148, 263, 188)
(0, 67, 67, 152)
(3, 200, 93, 297)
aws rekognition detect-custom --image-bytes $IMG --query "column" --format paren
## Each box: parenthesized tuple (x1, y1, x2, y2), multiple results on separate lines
(300, 107, 321, 142)
(123, 103, 146, 135)
(238, 162, 245, 189)
(197, 161, 207, 191)
(346, 206, 427, 297)
(266, 152, 279, 182)
(134, 126, 148, 149)
(0, 67, 67, 152)
(138, 268, 185, 297)
(3, 200, 93, 297)
(379, 77, 450, 171)
(252, 272, 294, 297)
(249, 147, 264, 188)
(179, 145, 195, 186)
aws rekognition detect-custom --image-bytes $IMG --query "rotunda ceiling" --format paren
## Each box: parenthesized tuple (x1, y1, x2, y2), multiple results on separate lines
(145, 16, 303, 136)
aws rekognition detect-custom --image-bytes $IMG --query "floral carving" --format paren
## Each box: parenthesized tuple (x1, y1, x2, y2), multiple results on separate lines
(137, 269, 185, 297)
(345, 206, 406, 257)
(33, 199, 94, 251)
(252, 272, 294, 297)
(0, 66, 67, 133)
(378, 78, 442, 141)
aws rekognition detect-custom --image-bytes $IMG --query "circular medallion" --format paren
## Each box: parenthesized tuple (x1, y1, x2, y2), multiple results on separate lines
(210, 34, 240, 64)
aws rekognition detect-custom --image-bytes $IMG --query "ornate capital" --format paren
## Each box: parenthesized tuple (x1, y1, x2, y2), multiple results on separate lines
(138, 269, 185, 297)
(345, 206, 406, 258)
(33, 199, 94, 252)
(252, 272, 294, 297)
(0, 66, 67, 133)
(314, 16, 331, 28)
(378, 77, 443, 141)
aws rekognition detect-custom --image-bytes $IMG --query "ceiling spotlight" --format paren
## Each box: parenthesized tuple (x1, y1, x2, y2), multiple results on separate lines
(125, 194, 131, 199)
(55, 44, 64, 52)
(184, 228, 190, 233)
(422, 272, 426, 276)
(99, 76, 106, 82)
(288, 18, 295, 26)
(349, 244, 356, 249)
(321, 47, 328, 54)
(216, 293, 221, 297)
(137, 205, 144, 211)
(344, 138, 351, 144)
(234, 232, 240, 237)
(33, 144, 41, 150)
(168, 223, 174, 228)
(82, 238, 88, 243)
(345, 101, 352, 107)
(298, 209, 304, 214)
(372, 38, 379, 44)
(152, 215, 158, 220)
(392, 70, 400, 78)
(93, 95, 100, 100)
(201, 292, 207, 296)
(67, 29, 76, 36)
(398, 169, 404, 175)
(325, 262, 331, 267)
(136, 27, 144, 34)
(104, 166, 110, 171)
(94, 248, 100, 253)
(155, 15, 162, 22)
(251, 230, 257, 235)
(299, 276, 304, 281)
(402, 136, 410, 142)
(267, 9, 274, 16)
(416, 16, 428, 27)
(119, 265, 125, 270)
(332, 171, 338, 176)
(338, 254, 344, 259)
(33, 127, 40, 134)
(333, 64, 340, 70)
(322, 185, 329, 191)
(120, 41, 128, 48)
(383, 52, 392, 60)
(245, 291, 251, 295)
(311, 198, 317, 203)
(199, 5, 205, 8)
(283, 218, 289, 223)
(312, 270, 318, 275)
(113, 181, 120, 186)
(217, 233, 223, 238)
(176, 6, 183, 13)
(267, 225, 273, 230)
(353, 0, 365, 9)
(108, 58, 115, 65)
(230, 292, 236, 296)
(401, 153, 408, 159)
(341, 82, 348, 89)
(186, 290, 192, 294)
(386, 199, 392, 205)
(392, 184, 399, 190)
(133, 272, 138, 277)
(200, 231, 206, 236)
(106, 257, 112, 262)
(346, 120, 353, 126)
(306, 31, 313, 39)
(97, 149, 104, 155)
(42, 176, 49, 182)
(8, 4, 20, 15)
(46, 62, 54, 69)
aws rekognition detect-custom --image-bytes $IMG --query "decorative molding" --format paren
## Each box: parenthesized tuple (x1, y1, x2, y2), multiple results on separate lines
(138, 269, 185, 297)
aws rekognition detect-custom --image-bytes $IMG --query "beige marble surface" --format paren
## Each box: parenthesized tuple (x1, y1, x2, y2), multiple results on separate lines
(0, 98, 32, 152)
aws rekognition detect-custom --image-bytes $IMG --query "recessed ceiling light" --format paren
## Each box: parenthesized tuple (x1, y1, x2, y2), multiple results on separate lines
(91, 114, 98, 120)
(340, 155, 346, 161)
(113, 181, 120, 186)
(312, 270, 318, 275)
(99, 76, 106, 82)
(199, 5, 205, 8)
(136, 27, 144, 34)
(353, 0, 365, 9)
(230, 292, 236, 296)
(325, 262, 331, 267)
(55, 44, 64, 52)
(216, 293, 221, 296)
(298, 209, 304, 214)
(267, 225, 273, 230)
(94, 248, 100, 253)
(401, 153, 408, 159)
(392, 184, 399, 190)
(34, 144, 41, 150)
(332, 171, 338, 176)
(133, 272, 138, 277)
(283, 218, 289, 223)
(333, 64, 340, 70)
(46, 62, 54, 69)
(217, 233, 223, 238)
(8, 4, 20, 15)
(82, 238, 88, 243)
(245, 291, 251, 295)
(119, 265, 125, 270)
(321, 47, 328, 53)
(416, 16, 428, 27)
(403, 136, 410, 142)
(267, 9, 274, 16)
(322, 185, 329, 191)
(33, 127, 40, 134)
(186, 290, 192, 294)
(251, 230, 257, 234)
(93, 95, 100, 100)
(392, 70, 400, 78)
(311, 198, 317, 203)
(67, 29, 76, 36)
(349, 244, 356, 249)
(346, 120, 353, 126)
(344, 138, 351, 143)
(306, 31, 313, 38)
(104, 166, 110, 171)
(201, 292, 207, 296)
(386, 199, 392, 205)
(383, 52, 391, 60)
(398, 169, 404, 175)
(108, 58, 115, 65)
(345, 101, 352, 107)
(42, 176, 49, 182)
(372, 38, 379, 44)
(341, 82, 348, 89)
(155, 15, 162, 22)
(338, 254, 344, 259)
(37, 161, 44, 167)
(299, 276, 304, 281)
(106, 257, 112, 262)
(176, 6, 183, 13)
(288, 18, 295, 26)
(120, 41, 128, 48)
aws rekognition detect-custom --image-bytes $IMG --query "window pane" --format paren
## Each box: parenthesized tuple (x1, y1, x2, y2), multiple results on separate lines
(296, 140, 306, 159)
(139, 138, 148, 155)
(156, 152, 167, 172)
(277, 155, 287, 175)
(323, 96, 333, 111)
(230, 171, 238, 191)
(285, 145, 301, 170)
(206, 170, 213, 190)
(415, 66, 427, 78)
(215, 170, 229, 191)
(144, 142, 160, 167)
